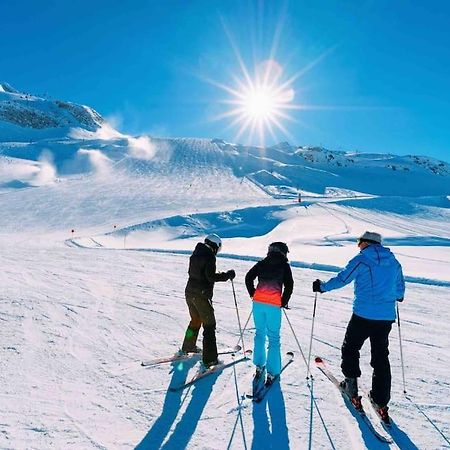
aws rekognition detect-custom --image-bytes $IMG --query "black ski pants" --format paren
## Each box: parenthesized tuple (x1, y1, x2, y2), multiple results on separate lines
(182, 291, 217, 365)
(341, 313, 393, 407)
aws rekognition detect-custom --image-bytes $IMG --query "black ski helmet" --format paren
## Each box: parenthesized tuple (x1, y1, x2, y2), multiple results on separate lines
(268, 241, 289, 257)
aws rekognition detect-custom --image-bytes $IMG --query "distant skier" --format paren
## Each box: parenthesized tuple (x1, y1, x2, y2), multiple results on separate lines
(245, 242, 294, 384)
(181, 234, 236, 368)
(313, 231, 405, 421)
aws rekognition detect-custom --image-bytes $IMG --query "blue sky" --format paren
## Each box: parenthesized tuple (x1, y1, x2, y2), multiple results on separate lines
(1, 0, 450, 161)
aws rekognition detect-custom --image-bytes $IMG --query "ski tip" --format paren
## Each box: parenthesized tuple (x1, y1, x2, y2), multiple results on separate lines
(286, 351, 294, 358)
(314, 356, 323, 363)
(245, 349, 253, 355)
(234, 344, 242, 352)
(140, 362, 145, 366)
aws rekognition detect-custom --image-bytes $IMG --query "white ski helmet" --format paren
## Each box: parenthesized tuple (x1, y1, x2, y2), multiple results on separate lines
(204, 233, 222, 253)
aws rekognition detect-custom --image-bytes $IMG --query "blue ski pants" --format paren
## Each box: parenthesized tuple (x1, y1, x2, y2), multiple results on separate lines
(252, 301, 282, 376)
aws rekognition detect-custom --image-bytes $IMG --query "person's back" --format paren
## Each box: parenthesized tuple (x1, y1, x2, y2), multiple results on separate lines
(181, 234, 235, 367)
(313, 231, 405, 419)
(249, 252, 292, 307)
(185, 242, 218, 298)
(246, 242, 293, 382)
(351, 244, 403, 320)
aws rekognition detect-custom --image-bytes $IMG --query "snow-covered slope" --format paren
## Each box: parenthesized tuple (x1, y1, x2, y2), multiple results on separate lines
(1, 136, 448, 200)
(0, 83, 448, 200)
(1, 239, 449, 449)
(0, 82, 104, 142)
(0, 84, 449, 449)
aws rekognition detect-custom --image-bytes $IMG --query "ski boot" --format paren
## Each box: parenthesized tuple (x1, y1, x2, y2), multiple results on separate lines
(201, 358, 222, 372)
(265, 373, 276, 387)
(340, 377, 362, 410)
(178, 346, 202, 356)
(254, 365, 265, 380)
(369, 391, 391, 425)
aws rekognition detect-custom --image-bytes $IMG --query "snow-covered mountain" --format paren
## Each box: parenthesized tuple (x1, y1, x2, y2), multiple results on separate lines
(0, 82, 104, 141)
(1, 83, 449, 198)
(1, 84, 449, 449)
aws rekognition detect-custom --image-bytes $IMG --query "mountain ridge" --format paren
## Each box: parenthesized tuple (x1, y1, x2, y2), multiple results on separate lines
(0, 83, 448, 198)
(0, 82, 104, 141)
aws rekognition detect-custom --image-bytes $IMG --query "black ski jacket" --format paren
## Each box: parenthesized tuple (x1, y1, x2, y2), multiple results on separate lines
(185, 242, 229, 298)
(245, 252, 294, 307)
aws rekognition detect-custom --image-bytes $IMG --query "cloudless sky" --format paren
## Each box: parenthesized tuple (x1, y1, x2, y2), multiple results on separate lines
(1, 0, 450, 161)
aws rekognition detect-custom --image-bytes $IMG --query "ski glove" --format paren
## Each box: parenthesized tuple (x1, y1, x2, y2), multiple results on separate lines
(312, 279, 323, 293)
(281, 297, 290, 309)
(226, 270, 236, 280)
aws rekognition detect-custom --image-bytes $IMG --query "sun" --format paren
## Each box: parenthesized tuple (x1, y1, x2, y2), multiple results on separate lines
(199, 20, 338, 147)
(243, 87, 278, 120)
(213, 59, 298, 146)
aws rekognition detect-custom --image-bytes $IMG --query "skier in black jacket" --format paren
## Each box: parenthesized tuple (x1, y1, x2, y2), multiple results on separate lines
(245, 242, 294, 383)
(181, 234, 235, 367)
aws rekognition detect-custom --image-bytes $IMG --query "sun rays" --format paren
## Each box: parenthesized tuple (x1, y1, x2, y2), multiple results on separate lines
(209, 56, 300, 147)
(199, 15, 340, 148)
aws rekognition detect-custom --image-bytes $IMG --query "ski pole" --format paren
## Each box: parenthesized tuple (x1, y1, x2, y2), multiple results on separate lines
(231, 279, 246, 355)
(308, 375, 314, 450)
(306, 292, 318, 380)
(234, 310, 252, 350)
(397, 303, 407, 394)
(283, 309, 308, 368)
(241, 310, 252, 335)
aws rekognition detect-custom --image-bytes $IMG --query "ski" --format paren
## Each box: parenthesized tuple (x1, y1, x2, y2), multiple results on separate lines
(247, 351, 294, 403)
(141, 345, 241, 367)
(314, 356, 393, 444)
(364, 391, 393, 433)
(168, 354, 249, 392)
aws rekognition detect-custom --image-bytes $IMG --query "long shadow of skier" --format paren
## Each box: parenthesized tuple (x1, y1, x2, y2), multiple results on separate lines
(388, 420, 420, 450)
(341, 397, 391, 450)
(136, 358, 219, 450)
(251, 381, 289, 450)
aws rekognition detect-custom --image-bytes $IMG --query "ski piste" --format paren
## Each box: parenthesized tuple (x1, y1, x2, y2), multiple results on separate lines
(168, 352, 251, 392)
(314, 356, 393, 444)
(141, 345, 242, 367)
(247, 351, 295, 403)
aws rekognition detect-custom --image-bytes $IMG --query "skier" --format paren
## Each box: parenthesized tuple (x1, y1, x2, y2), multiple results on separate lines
(313, 231, 405, 421)
(245, 242, 294, 385)
(181, 234, 236, 368)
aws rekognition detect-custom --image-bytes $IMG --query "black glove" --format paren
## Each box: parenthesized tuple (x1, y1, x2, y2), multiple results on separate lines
(312, 279, 323, 293)
(227, 269, 236, 280)
(397, 298, 404, 302)
(281, 297, 290, 309)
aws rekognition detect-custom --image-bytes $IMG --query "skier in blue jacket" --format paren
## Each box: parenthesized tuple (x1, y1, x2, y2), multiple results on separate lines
(313, 231, 405, 422)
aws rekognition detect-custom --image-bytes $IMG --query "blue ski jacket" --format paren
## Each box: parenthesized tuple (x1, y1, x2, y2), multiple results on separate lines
(321, 244, 405, 320)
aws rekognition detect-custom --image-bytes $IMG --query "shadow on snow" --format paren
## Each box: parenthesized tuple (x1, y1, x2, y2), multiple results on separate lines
(250, 381, 290, 449)
(135, 358, 219, 450)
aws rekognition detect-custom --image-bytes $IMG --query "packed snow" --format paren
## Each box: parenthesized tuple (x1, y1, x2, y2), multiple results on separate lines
(0, 84, 449, 449)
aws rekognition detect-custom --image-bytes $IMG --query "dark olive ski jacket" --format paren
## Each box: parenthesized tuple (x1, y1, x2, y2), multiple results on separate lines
(185, 242, 229, 298)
